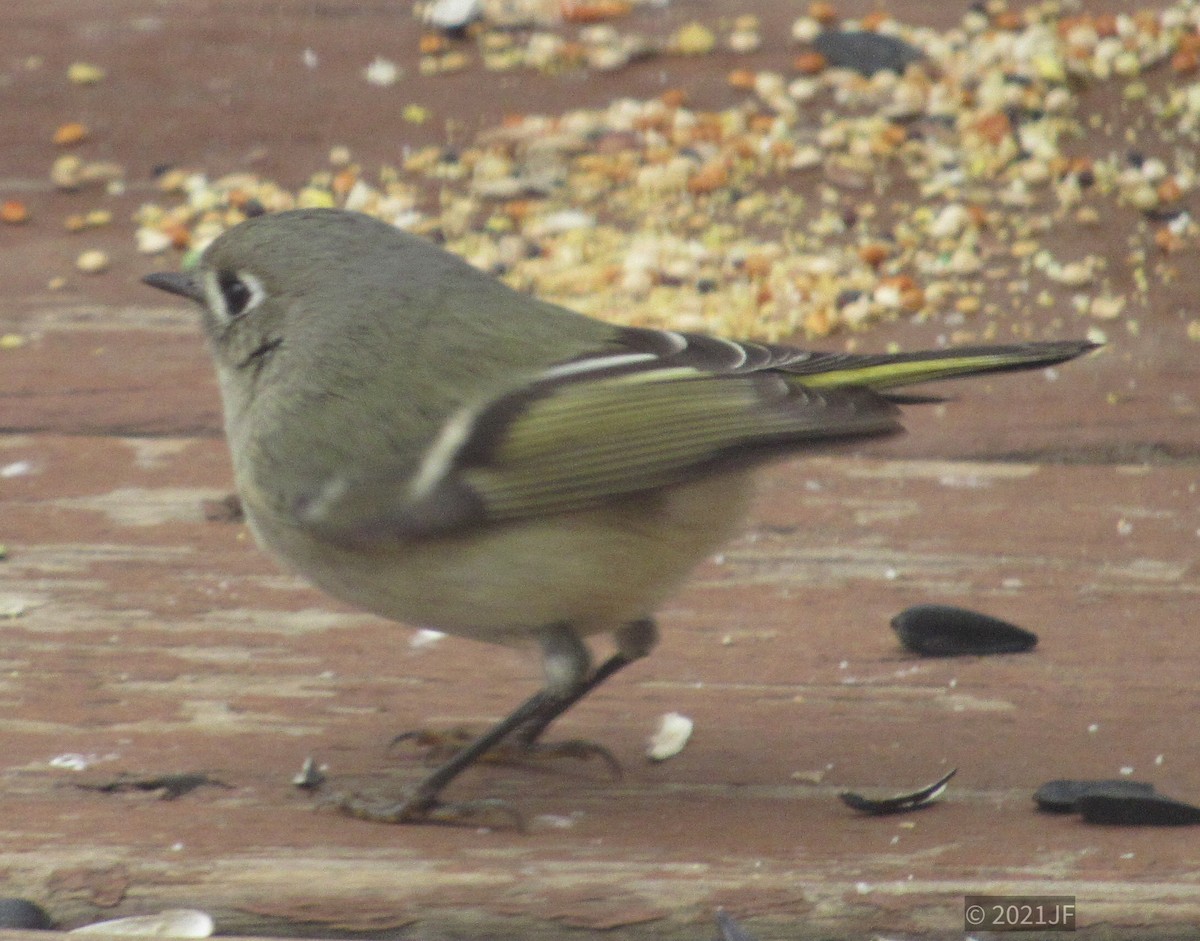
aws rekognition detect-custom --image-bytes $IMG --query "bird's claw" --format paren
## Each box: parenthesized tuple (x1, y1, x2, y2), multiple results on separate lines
(514, 738, 623, 780)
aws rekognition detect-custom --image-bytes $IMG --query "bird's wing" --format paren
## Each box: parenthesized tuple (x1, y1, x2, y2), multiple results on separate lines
(604, 327, 1098, 390)
(293, 366, 900, 543)
(290, 329, 1096, 543)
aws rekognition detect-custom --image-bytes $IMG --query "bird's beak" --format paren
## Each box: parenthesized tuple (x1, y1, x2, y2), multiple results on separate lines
(142, 271, 206, 304)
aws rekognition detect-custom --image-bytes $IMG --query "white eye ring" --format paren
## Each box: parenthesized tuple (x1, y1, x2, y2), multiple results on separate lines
(203, 269, 267, 323)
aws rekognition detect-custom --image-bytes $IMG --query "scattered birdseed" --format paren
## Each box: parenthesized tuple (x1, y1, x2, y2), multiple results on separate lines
(424, 0, 483, 31)
(75, 250, 110, 274)
(0, 899, 53, 931)
(672, 22, 716, 56)
(840, 768, 957, 816)
(66, 62, 105, 85)
(52, 122, 89, 146)
(728, 29, 761, 54)
(0, 201, 29, 224)
(50, 154, 124, 191)
(409, 627, 447, 649)
(891, 605, 1038, 657)
(291, 755, 327, 790)
(1034, 778, 1156, 813)
(70, 909, 214, 938)
(810, 29, 923, 76)
(402, 103, 431, 124)
(1078, 792, 1200, 826)
(646, 711, 693, 761)
(363, 56, 403, 86)
(136, 227, 174, 254)
(121, 3, 1200, 347)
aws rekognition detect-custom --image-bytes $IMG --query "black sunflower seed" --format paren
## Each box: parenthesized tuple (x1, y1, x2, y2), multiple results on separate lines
(1034, 778, 1156, 813)
(812, 30, 924, 77)
(840, 768, 957, 816)
(891, 604, 1038, 656)
(1078, 792, 1200, 826)
(0, 899, 53, 930)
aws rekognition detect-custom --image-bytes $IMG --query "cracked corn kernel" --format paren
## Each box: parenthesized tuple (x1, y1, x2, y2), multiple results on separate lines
(561, 0, 631, 24)
(793, 52, 826, 74)
(53, 122, 88, 146)
(727, 68, 756, 90)
(808, 2, 837, 25)
(0, 201, 29, 224)
(686, 162, 729, 194)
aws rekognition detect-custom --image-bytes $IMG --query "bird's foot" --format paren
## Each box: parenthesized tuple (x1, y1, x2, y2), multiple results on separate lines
(389, 727, 477, 763)
(507, 737, 622, 779)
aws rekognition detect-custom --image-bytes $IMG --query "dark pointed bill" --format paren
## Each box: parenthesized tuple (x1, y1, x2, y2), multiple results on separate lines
(143, 270, 206, 303)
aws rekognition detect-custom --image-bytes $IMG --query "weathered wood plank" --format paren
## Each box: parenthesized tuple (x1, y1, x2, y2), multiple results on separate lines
(2, 432, 1198, 938)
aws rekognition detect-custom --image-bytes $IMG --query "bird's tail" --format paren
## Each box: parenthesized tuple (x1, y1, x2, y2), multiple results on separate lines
(787, 340, 1100, 392)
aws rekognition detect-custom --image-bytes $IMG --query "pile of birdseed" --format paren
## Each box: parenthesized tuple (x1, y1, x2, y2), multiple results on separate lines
(121, 1, 1200, 344)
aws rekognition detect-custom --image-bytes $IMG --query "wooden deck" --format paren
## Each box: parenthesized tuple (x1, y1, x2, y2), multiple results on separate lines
(2, 2, 1199, 938)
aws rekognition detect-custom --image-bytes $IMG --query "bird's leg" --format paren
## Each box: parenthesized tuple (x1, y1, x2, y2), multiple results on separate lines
(391, 623, 604, 763)
(335, 682, 562, 827)
(486, 619, 659, 776)
(512, 618, 658, 750)
(334, 621, 655, 826)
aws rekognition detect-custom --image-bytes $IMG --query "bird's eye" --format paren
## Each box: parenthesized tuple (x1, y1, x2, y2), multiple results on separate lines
(206, 269, 266, 322)
(218, 271, 252, 316)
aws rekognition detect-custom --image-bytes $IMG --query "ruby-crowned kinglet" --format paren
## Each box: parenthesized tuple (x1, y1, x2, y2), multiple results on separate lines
(144, 208, 1096, 825)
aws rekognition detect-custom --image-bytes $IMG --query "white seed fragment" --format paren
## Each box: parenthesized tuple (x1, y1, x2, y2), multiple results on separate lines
(647, 711, 694, 761)
(363, 56, 402, 86)
(70, 910, 214, 938)
(409, 627, 447, 649)
(75, 249, 110, 274)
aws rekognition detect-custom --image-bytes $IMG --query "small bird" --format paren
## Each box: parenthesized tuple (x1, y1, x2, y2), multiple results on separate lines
(144, 208, 1096, 824)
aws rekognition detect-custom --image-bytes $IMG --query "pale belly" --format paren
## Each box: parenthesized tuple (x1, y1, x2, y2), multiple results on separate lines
(243, 471, 755, 646)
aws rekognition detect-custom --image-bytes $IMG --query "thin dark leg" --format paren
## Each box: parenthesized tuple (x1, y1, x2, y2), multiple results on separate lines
(337, 685, 558, 826)
(514, 617, 657, 746)
(513, 650, 636, 746)
(336, 619, 654, 826)
(393, 650, 636, 816)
